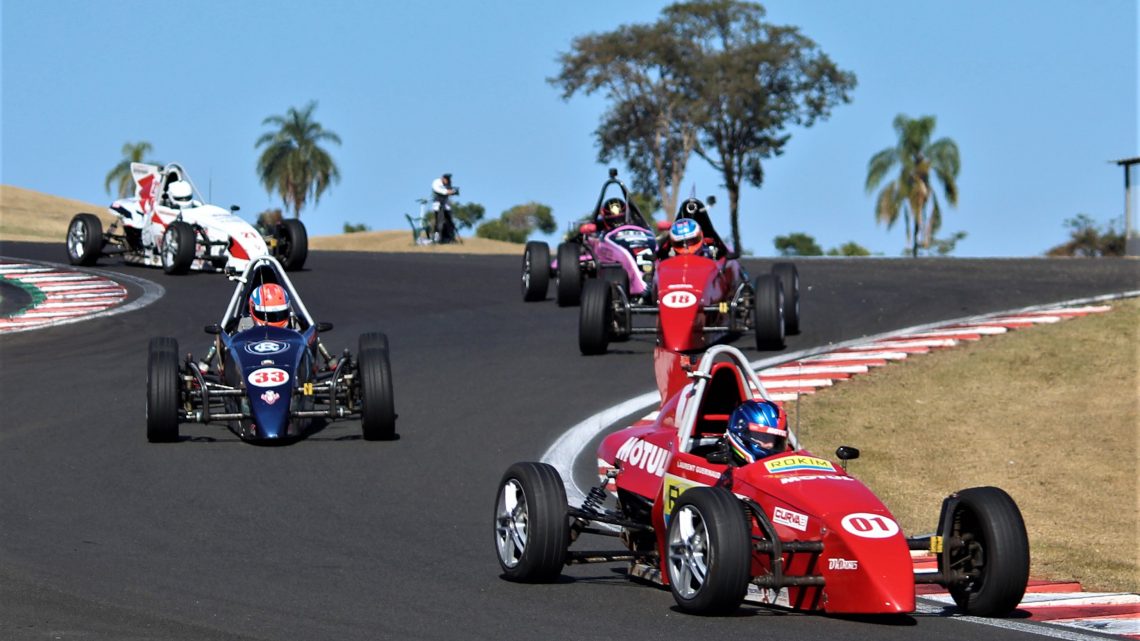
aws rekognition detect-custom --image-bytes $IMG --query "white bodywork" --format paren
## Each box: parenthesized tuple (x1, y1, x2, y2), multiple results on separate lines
(109, 162, 269, 273)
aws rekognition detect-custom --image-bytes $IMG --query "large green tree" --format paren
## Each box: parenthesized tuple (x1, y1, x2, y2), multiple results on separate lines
(476, 202, 556, 244)
(666, 0, 855, 252)
(255, 101, 341, 218)
(105, 141, 159, 198)
(865, 114, 960, 257)
(551, 22, 697, 220)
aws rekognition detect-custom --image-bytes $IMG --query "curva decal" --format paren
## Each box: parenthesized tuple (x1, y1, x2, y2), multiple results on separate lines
(772, 506, 809, 531)
(248, 367, 289, 388)
(245, 340, 288, 355)
(614, 437, 669, 477)
(840, 513, 900, 539)
(661, 291, 697, 309)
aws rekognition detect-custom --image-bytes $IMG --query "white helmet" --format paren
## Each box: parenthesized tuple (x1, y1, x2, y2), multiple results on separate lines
(168, 180, 194, 208)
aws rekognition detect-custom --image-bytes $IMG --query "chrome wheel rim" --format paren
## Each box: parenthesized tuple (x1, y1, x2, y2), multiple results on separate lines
(67, 221, 86, 258)
(163, 228, 178, 267)
(495, 479, 528, 568)
(522, 251, 532, 292)
(668, 504, 710, 599)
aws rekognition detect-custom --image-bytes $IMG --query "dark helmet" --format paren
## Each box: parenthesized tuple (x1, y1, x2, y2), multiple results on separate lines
(726, 400, 788, 464)
(600, 198, 627, 228)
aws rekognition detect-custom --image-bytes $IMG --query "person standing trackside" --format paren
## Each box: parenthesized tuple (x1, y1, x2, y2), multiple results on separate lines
(431, 173, 459, 243)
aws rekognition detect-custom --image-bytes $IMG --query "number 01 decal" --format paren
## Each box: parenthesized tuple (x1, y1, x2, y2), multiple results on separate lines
(248, 367, 290, 388)
(840, 512, 900, 539)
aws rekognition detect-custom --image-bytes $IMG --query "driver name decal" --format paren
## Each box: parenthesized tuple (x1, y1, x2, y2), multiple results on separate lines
(615, 437, 669, 477)
(661, 291, 697, 309)
(248, 367, 289, 387)
(246, 340, 288, 355)
(840, 513, 900, 539)
(764, 455, 834, 474)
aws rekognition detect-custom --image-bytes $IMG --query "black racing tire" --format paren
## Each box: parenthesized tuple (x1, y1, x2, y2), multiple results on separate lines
(162, 221, 196, 275)
(359, 332, 390, 354)
(146, 337, 181, 443)
(666, 487, 752, 615)
(556, 242, 583, 307)
(277, 219, 309, 271)
(522, 241, 551, 302)
(66, 213, 103, 266)
(752, 274, 785, 350)
(771, 262, 800, 335)
(942, 487, 1030, 617)
(358, 345, 396, 441)
(493, 462, 569, 582)
(599, 265, 630, 295)
(578, 279, 612, 355)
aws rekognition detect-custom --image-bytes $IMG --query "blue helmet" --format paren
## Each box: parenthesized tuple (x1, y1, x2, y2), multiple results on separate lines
(669, 218, 703, 255)
(726, 400, 788, 464)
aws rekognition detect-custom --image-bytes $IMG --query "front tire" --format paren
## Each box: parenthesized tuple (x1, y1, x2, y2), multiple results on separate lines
(277, 219, 309, 271)
(771, 262, 800, 334)
(556, 242, 582, 307)
(146, 337, 181, 443)
(358, 342, 396, 441)
(162, 221, 196, 275)
(752, 274, 785, 350)
(522, 241, 551, 302)
(493, 462, 569, 582)
(941, 487, 1030, 617)
(666, 487, 752, 615)
(578, 279, 612, 355)
(66, 213, 103, 266)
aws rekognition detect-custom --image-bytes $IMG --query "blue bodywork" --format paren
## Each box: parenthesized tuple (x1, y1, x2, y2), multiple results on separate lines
(221, 325, 316, 440)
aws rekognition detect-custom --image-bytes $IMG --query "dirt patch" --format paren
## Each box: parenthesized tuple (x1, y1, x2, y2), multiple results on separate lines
(310, 230, 521, 255)
(785, 298, 1140, 592)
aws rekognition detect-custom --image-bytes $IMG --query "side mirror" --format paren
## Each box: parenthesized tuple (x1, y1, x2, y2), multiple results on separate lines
(655, 220, 672, 232)
(705, 449, 730, 465)
(204, 323, 221, 335)
(608, 168, 618, 179)
(230, 205, 241, 212)
(579, 223, 597, 235)
(836, 445, 860, 471)
(706, 195, 716, 207)
(316, 321, 334, 333)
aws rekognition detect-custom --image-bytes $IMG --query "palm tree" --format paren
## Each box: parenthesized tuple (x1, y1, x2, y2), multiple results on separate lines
(105, 141, 159, 198)
(865, 114, 960, 257)
(255, 101, 341, 218)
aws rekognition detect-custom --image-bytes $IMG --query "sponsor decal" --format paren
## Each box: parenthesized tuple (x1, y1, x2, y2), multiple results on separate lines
(260, 390, 280, 405)
(615, 437, 669, 477)
(245, 340, 287, 355)
(840, 513, 900, 539)
(247, 367, 289, 388)
(614, 229, 652, 243)
(663, 474, 703, 519)
(772, 506, 809, 531)
(666, 283, 694, 290)
(828, 557, 859, 571)
(661, 291, 697, 309)
(675, 459, 723, 480)
(764, 455, 835, 474)
(779, 474, 855, 485)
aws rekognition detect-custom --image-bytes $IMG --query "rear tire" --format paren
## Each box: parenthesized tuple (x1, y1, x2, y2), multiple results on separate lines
(66, 213, 103, 266)
(556, 242, 582, 307)
(771, 262, 800, 334)
(579, 279, 612, 355)
(146, 337, 181, 443)
(522, 241, 551, 302)
(358, 343, 396, 441)
(752, 274, 785, 350)
(277, 219, 309, 271)
(162, 221, 196, 275)
(941, 487, 1030, 617)
(493, 462, 569, 582)
(666, 487, 751, 615)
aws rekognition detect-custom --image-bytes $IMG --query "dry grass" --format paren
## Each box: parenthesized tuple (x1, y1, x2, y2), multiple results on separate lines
(0, 185, 521, 255)
(785, 299, 1140, 592)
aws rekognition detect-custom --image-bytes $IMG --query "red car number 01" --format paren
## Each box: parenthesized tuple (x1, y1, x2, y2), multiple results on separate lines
(840, 512, 900, 539)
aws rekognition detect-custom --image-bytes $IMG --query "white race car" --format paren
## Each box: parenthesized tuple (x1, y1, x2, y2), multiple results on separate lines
(66, 162, 308, 274)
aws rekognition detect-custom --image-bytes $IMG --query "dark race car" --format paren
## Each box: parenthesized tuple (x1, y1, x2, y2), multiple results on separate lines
(578, 197, 801, 355)
(493, 345, 1030, 617)
(145, 255, 395, 444)
(521, 169, 669, 306)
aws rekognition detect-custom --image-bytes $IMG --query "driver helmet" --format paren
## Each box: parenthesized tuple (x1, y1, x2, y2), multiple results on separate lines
(600, 198, 627, 228)
(168, 180, 194, 209)
(726, 400, 788, 464)
(669, 217, 704, 255)
(249, 284, 291, 328)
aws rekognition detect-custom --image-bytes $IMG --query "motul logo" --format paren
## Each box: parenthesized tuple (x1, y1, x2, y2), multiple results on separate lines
(615, 437, 669, 477)
(828, 558, 858, 571)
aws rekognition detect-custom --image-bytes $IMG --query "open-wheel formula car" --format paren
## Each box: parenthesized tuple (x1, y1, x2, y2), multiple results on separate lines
(146, 255, 395, 443)
(521, 169, 669, 306)
(67, 162, 308, 275)
(494, 345, 1029, 617)
(578, 198, 801, 355)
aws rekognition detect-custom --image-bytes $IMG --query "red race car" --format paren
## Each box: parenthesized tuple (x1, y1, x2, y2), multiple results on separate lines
(493, 345, 1029, 617)
(578, 198, 800, 355)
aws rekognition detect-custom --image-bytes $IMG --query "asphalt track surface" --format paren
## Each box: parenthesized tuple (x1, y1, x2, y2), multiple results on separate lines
(1, 240, 1136, 641)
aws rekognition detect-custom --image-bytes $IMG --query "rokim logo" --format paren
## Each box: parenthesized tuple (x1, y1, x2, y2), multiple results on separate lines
(246, 340, 287, 355)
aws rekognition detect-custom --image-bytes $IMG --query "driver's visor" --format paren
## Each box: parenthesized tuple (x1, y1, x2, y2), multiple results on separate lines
(255, 308, 291, 324)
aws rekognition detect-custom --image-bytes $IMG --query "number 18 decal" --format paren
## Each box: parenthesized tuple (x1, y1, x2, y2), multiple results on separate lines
(662, 291, 697, 308)
(248, 367, 289, 387)
(841, 512, 899, 539)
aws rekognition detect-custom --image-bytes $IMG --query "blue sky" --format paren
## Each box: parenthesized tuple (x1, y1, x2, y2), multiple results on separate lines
(2, 0, 1136, 257)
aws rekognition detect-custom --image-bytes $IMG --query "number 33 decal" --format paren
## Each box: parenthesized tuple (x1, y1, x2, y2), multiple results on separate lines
(248, 367, 289, 387)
